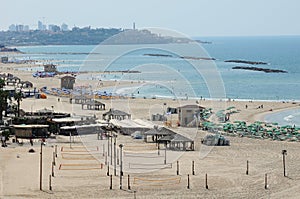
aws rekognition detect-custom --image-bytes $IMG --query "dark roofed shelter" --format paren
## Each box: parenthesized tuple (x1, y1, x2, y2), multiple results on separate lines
(158, 134, 194, 151)
(6, 76, 21, 86)
(14, 124, 49, 139)
(144, 126, 176, 143)
(19, 80, 33, 88)
(81, 100, 105, 110)
(103, 108, 131, 121)
(73, 95, 92, 104)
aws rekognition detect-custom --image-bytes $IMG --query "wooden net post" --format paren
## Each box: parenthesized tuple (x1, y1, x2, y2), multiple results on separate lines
(265, 173, 268, 189)
(128, 174, 131, 190)
(110, 175, 113, 190)
(192, 161, 195, 175)
(49, 175, 52, 191)
(205, 173, 208, 189)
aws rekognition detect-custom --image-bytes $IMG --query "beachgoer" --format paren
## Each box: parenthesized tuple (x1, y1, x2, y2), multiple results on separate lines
(245, 104, 248, 109)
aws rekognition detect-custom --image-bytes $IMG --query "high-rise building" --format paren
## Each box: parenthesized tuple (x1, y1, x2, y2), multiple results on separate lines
(24, 25, 30, 31)
(16, 25, 24, 32)
(38, 21, 43, 30)
(61, 23, 69, 31)
(48, 24, 60, 32)
(9, 24, 16, 31)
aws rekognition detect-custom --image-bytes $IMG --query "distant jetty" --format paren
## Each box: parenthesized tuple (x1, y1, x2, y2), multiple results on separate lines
(225, 60, 268, 65)
(232, 66, 287, 73)
(0, 45, 22, 53)
(144, 53, 215, 60)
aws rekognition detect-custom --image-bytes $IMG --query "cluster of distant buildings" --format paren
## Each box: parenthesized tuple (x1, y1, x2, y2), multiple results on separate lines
(8, 21, 69, 32)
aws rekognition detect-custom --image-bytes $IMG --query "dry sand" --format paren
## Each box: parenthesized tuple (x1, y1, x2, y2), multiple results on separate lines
(1, 63, 300, 199)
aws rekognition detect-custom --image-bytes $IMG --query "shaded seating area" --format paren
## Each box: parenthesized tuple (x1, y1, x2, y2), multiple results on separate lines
(60, 124, 107, 136)
(81, 100, 105, 110)
(19, 81, 33, 88)
(103, 108, 131, 121)
(144, 126, 176, 143)
(166, 134, 194, 151)
(72, 95, 92, 104)
(13, 124, 49, 139)
(109, 119, 152, 135)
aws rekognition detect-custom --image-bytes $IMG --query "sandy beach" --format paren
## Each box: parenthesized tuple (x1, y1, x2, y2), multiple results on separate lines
(1, 63, 300, 199)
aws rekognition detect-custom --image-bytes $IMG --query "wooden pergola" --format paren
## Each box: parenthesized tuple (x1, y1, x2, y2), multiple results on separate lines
(73, 95, 92, 104)
(103, 109, 131, 121)
(144, 126, 175, 143)
(169, 134, 194, 151)
(81, 100, 105, 110)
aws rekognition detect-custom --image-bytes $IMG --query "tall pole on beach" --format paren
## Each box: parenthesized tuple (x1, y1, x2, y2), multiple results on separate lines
(282, 150, 287, 177)
(110, 131, 113, 165)
(119, 144, 123, 189)
(164, 143, 167, 165)
(39, 141, 44, 190)
(114, 136, 117, 176)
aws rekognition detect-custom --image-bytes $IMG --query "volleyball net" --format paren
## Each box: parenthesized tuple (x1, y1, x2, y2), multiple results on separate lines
(133, 176, 181, 187)
(129, 162, 172, 170)
(59, 163, 104, 170)
(61, 146, 99, 152)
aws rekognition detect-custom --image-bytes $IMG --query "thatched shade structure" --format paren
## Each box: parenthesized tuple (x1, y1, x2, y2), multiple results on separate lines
(144, 126, 175, 143)
(81, 100, 105, 110)
(103, 109, 131, 121)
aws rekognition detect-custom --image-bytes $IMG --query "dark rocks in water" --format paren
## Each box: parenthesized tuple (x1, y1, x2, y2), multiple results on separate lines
(225, 60, 268, 65)
(0, 47, 21, 53)
(232, 66, 287, 73)
(144, 53, 215, 60)
(144, 53, 173, 57)
(179, 56, 216, 61)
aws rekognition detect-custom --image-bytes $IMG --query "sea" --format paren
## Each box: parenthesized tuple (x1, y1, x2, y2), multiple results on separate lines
(13, 36, 300, 125)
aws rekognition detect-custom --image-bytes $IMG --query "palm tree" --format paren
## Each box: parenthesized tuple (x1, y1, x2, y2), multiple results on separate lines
(14, 91, 23, 117)
(0, 79, 8, 121)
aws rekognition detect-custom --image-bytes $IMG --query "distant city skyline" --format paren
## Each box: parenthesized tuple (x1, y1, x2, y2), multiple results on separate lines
(8, 21, 69, 32)
(2, 0, 300, 37)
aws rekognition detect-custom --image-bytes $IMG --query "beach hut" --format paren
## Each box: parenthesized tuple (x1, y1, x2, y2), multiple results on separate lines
(61, 76, 75, 89)
(103, 108, 131, 121)
(178, 105, 205, 127)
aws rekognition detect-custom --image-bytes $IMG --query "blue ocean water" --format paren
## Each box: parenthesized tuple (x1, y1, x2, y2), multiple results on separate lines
(264, 108, 300, 127)
(16, 36, 300, 101)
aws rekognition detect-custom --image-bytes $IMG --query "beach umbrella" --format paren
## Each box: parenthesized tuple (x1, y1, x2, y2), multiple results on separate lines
(226, 106, 235, 110)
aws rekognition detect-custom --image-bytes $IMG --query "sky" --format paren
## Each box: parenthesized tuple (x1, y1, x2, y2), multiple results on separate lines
(1, 0, 300, 37)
